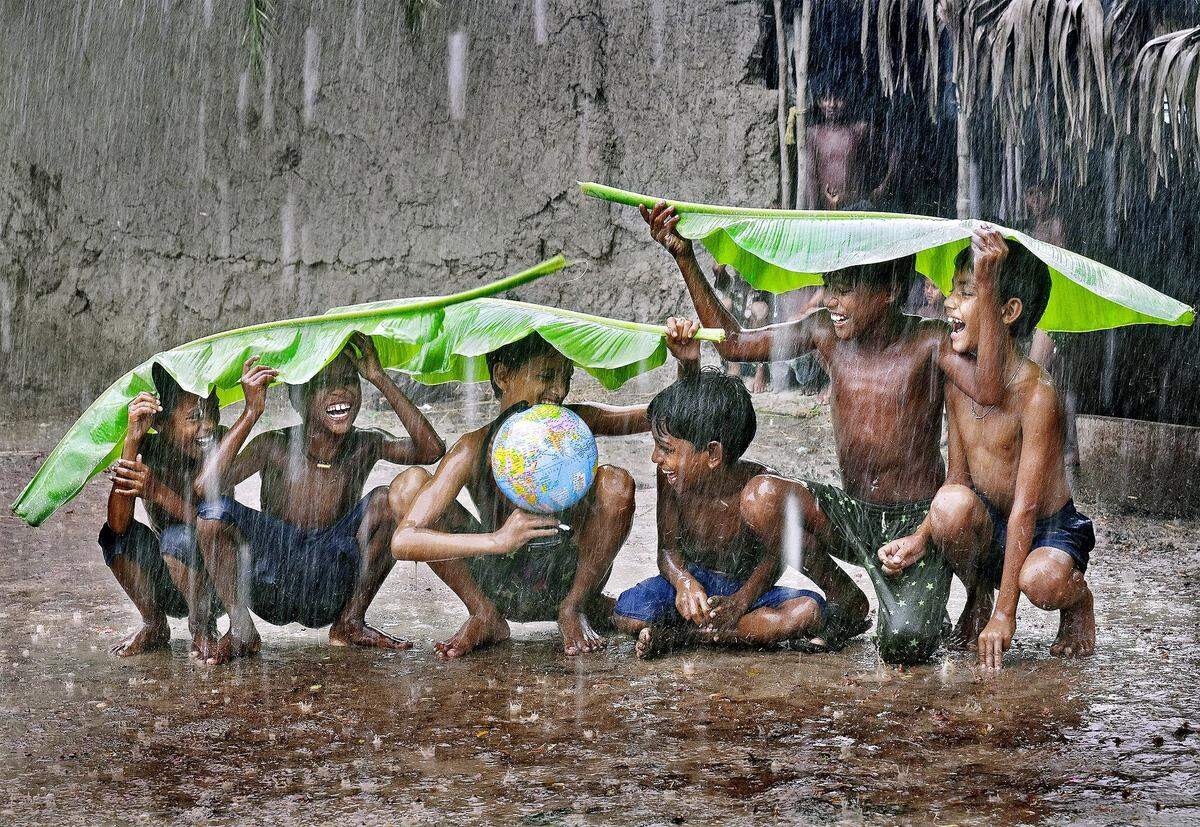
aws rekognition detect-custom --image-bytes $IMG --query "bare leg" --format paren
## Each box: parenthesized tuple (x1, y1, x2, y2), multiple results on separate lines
(162, 555, 219, 660)
(557, 465, 634, 656)
(329, 485, 412, 650)
(1018, 547, 1096, 658)
(728, 596, 823, 646)
(196, 519, 260, 665)
(928, 484, 995, 647)
(106, 555, 170, 657)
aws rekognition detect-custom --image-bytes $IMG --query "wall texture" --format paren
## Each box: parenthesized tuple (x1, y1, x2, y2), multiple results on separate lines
(0, 0, 778, 414)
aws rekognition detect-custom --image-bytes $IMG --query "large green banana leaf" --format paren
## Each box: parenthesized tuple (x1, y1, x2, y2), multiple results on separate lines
(326, 297, 725, 390)
(12, 258, 567, 527)
(581, 182, 1195, 333)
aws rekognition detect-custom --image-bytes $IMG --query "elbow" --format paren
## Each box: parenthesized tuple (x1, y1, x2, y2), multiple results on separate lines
(423, 439, 447, 465)
(389, 526, 415, 561)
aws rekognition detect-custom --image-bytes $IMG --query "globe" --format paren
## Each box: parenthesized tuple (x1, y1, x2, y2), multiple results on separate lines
(490, 404, 598, 515)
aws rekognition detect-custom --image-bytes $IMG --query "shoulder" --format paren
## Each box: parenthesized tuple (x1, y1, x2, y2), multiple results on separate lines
(1019, 368, 1063, 430)
(447, 426, 489, 462)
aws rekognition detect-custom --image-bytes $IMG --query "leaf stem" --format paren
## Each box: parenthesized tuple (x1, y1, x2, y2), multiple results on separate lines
(483, 298, 725, 342)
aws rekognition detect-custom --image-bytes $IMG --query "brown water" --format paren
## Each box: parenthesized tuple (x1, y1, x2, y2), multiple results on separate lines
(2, 392, 1198, 825)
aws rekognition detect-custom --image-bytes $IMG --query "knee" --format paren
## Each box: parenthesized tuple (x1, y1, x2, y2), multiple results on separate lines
(928, 484, 981, 544)
(388, 467, 431, 519)
(594, 465, 635, 514)
(1018, 559, 1073, 610)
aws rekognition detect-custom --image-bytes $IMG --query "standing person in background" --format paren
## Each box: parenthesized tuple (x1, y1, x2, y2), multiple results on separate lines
(805, 79, 898, 212)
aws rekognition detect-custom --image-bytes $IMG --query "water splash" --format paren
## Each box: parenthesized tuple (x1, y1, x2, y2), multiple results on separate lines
(448, 30, 468, 121)
(303, 27, 322, 127)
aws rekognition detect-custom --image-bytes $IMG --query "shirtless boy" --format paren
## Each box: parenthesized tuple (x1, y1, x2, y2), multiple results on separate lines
(101, 365, 224, 658)
(194, 334, 445, 664)
(643, 202, 1004, 664)
(880, 232, 1096, 669)
(806, 86, 898, 211)
(389, 322, 698, 658)
(613, 367, 826, 658)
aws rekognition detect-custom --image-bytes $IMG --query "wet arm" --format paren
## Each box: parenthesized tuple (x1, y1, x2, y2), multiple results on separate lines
(105, 431, 144, 534)
(371, 371, 446, 465)
(571, 403, 649, 437)
(655, 474, 697, 592)
(194, 415, 270, 500)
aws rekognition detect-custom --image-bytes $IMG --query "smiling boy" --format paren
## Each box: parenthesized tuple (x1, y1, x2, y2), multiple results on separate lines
(194, 335, 445, 664)
(643, 203, 1004, 663)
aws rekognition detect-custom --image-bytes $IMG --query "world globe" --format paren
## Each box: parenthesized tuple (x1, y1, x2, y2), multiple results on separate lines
(490, 404, 598, 515)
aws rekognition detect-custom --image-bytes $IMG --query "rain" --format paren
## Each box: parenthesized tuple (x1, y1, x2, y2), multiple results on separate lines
(1, 1, 1199, 825)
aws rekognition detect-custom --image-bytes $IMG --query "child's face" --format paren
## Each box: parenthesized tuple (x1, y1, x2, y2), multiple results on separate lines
(650, 426, 719, 496)
(818, 94, 847, 121)
(160, 393, 219, 459)
(494, 352, 573, 407)
(823, 273, 895, 341)
(944, 267, 983, 353)
(302, 354, 362, 435)
(922, 278, 944, 307)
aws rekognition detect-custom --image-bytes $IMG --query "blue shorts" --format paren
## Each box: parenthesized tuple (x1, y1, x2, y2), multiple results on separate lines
(978, 494, 1094, 589)
(615, 563, 826, 624)
(196, 496, 369, 629)
(98, 520, 197, 618)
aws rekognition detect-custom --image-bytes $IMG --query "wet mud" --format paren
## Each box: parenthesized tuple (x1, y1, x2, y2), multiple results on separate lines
(2, 379, 1198, 825)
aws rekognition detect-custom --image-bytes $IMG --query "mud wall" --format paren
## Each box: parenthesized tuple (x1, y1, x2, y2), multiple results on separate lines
(0, 0, 777, 414)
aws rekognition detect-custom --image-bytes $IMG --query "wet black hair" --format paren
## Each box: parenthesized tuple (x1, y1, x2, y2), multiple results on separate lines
(648, 367, 757, 464)
(826, 254, 914, 302)
(151, 363, 215, 424)
(484, 333, 562, 397)
(954, 241, 1051, 339)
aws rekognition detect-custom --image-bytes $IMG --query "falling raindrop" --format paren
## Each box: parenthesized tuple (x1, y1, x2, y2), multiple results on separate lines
(448, 29, 468, 121)
(281, 185, 299, 289)
(202, 0, 213, 30)
(261, 49, 275, 131)
(303, 27, 322, 127)
(236, 69, 250, 147)
(781, 490, 804, 572)
(0, 276, 11, 354)
(532, 0, 548, 45)
(217, 176, 232, 258)
(649, 0, 666, 70)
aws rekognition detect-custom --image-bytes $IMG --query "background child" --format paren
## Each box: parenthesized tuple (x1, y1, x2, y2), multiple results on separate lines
(880, 229, 1096, 669)
(613, 367, 825, 658)
(389, 321, 700, 659)
(194, 335, 445, 665)
(101, 365, 224, 658)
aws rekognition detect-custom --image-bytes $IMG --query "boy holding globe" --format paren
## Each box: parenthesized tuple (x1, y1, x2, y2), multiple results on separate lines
(879, 236, 1096, 668)
(642, 202, 1006, 663)
(389, 321, 700, 658)
(613, 368, 827, 657)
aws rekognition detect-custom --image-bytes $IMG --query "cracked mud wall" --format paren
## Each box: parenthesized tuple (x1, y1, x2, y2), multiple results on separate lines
(0, 1, 777, 415)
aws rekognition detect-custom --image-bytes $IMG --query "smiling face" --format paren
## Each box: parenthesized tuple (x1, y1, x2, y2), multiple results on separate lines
(301, 354, 362, 435)
(492, 351, 573, 409)
(650, 424, 721, 497)
(159, 392, 219, 460)
(823, 270, 897, 341)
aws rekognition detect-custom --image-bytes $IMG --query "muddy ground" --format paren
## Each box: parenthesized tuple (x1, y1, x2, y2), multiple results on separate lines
(2, 371, 1198, 825)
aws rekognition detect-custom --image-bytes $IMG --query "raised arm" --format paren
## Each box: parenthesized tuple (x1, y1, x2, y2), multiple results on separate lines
(939, 228, 1008, 405)
(106, 392, 161, 534)
(345, 332, 445, 465)
(390, 432, 558, 562)
(641, 202, 823, 363)
(194, 357, 277, 499)
(977, 382, 1063, 669)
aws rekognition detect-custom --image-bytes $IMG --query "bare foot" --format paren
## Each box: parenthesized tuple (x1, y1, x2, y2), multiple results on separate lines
(205, 632, 261, 665)
(950, 589, 994, 648)
(1051, 588, 1096, 658)
(434, 612, 510, 660)
(111, 621, 170, 657)
(634, 624, 697, 660)
(558, 606, 606, 656)
(329, 620, 414, 650)
(190, 628, 219, 661)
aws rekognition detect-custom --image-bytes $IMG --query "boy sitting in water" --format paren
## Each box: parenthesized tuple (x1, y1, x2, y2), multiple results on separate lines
(879, 231, 1096, 669)
(389, 322, 699, 658)
(194, 334, 445, 665)
(613, 368, 826, 658)
(643, 203, 1004, 664)
(101, 365, 226, 658)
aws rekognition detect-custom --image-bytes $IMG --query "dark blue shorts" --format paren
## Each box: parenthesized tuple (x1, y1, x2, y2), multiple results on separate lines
(614, 563, 826, 624)
(98, 520, 200, 618)
(196, 496, 369, 629)
(978, 494, 1094, 589)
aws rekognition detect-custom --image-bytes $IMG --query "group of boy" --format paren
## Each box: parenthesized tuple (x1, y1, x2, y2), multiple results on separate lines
(100, 208, 1096, 670)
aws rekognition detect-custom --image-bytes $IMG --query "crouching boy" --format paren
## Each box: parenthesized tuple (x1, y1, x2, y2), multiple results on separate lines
(879, 230, 1096, 669)
(194, 334, 445, 664)
(614, 367, 826, 658)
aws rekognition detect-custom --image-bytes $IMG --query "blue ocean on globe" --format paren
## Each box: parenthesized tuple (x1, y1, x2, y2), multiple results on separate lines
(490, 404, 598, 515)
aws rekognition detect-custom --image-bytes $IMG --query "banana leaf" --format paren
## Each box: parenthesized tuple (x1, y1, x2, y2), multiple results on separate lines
(581, 182, 1195, 333)
(325, 297, 726, 390)
(12, 257, 567, 527)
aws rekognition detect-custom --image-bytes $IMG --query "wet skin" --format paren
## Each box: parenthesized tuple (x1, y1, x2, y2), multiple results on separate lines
(882, 232, 1096, 668)
(390, 323, 700, 658)
(614, 432, 823, 658)
(643, 203, 1006, 637)
(806, 95, 898, 209)
(195, 336, 445, 665)
(104, 389, 223, 658)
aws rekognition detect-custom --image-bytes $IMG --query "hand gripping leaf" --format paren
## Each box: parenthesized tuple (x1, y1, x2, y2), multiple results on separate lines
(581, 182, 1195, 333)
(12, 258, 566, 527)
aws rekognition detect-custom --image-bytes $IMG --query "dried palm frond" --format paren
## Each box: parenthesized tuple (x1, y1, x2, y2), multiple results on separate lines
(1127, 26, 1200, 193)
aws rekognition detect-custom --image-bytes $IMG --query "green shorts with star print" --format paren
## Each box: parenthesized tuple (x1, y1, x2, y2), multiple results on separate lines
(803, 480, 952, 665)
